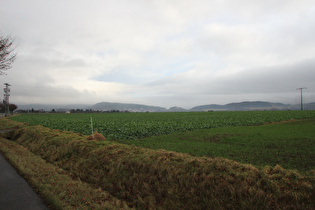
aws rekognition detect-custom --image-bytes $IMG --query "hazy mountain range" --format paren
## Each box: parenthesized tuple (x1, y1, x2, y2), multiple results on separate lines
(190, 101, 315, 111)
(16, 101, 315, 112)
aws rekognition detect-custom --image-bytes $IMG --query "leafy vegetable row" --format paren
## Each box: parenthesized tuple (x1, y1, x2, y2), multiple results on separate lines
(10, 111, 315, 140)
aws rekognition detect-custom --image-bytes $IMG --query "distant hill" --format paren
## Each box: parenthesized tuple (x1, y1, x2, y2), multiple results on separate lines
(190, 101, 308, 111)
(190, 104, 224, 111)
(168, 106, 187, 112)
(223, 101, 289, 111)
(304, 102, 315, 110)
(16, 101, 315, 112)
(90, 102, 167, 112)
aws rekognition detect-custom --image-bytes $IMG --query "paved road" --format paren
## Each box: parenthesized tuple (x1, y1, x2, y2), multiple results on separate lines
(0, 153, 48, 210)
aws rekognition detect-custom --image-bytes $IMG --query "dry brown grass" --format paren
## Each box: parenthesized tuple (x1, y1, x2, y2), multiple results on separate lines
(0, 137, 130, 209)
(86, 131, 106, 141)
(1, 119, 314, 209)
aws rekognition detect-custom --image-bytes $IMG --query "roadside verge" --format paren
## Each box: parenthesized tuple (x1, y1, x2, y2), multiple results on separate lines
(0, 137, 131, 209)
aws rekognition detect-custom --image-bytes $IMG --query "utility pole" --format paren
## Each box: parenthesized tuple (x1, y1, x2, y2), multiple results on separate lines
(3, 83, 11, 116)
(296, 87, 306, 111)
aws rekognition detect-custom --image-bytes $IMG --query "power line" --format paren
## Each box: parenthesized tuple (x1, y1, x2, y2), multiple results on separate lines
(296, 87, 306, 111)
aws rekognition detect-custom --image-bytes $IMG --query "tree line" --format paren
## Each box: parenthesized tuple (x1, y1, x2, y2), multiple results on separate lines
(0, 103, 18, 114)
(14, 108, 131, 114)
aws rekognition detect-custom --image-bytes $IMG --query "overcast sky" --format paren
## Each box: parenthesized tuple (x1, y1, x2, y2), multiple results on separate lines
(1, 0, 315, 109)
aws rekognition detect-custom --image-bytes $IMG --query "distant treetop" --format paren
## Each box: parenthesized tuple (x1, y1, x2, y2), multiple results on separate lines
(0, 33, 17, 75)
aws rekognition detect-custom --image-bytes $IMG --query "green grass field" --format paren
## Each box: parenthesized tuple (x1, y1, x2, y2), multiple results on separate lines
(117, 118, 315, 172)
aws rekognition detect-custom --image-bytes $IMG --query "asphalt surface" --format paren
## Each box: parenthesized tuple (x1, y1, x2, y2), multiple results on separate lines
(0, 153, 49, 210)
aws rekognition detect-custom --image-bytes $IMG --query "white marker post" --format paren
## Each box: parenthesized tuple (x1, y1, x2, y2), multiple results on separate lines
(90, 117, 94, 138)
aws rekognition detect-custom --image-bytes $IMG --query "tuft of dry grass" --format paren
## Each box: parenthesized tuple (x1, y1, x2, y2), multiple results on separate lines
(2, 123, 314, 209)
(86, 131, 106, 141)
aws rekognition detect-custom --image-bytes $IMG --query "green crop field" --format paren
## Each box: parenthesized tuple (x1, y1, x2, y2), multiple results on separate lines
(117, 118, 315, 172)
(3, 112, 315, 208)
(10, 110, 315, 140)
(10, 110, 315, 171)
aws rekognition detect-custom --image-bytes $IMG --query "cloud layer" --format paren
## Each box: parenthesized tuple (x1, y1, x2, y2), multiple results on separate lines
(1, 0, 315, 108)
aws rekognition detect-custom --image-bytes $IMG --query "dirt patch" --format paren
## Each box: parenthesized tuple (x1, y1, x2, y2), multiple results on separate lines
(202, 134, 242, 143)
(263, 119, 297, 125)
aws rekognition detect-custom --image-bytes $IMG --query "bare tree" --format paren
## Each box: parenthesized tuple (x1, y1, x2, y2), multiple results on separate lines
(0, 33, 17, 75)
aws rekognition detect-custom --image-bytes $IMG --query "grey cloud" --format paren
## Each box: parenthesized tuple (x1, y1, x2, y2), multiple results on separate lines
(142, 58, 315, 107)
(1, 0, 315, 108)
(217, 58, 315, 94)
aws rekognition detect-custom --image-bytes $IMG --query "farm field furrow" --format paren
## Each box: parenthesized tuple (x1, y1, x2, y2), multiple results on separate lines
(10, 110, 315, 140)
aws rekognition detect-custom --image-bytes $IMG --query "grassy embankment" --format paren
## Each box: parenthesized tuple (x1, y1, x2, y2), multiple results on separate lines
(0, 117, 314, 209)
(0, 118, 130, 209)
